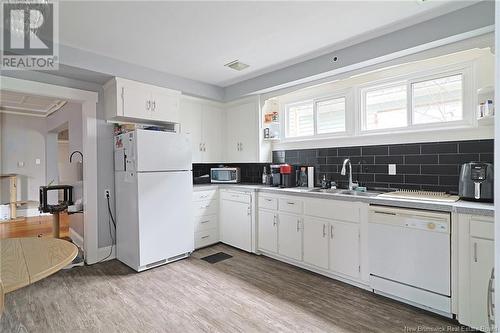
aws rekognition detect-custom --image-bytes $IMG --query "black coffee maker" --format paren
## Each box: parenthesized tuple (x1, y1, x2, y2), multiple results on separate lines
(459, 162, 493, 202)
(270, 165, 281, 187)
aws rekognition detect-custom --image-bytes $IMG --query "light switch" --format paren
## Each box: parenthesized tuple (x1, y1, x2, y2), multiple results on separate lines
(17, 161, 24, 167)
(388, 164, 396, 175)
(35, 158, 41, 165)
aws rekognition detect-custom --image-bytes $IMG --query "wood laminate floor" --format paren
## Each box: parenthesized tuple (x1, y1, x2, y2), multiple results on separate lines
(1, 244, 469, 333)
(0, 214, 69, 239)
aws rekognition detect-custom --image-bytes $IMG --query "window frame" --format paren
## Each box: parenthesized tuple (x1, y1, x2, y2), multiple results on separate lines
(284, 99, 315, 139)
(359, 63, 474, 134)
(359, 80, 408, 133)
(280, 61, 476, 142)
(283, 91, 350, 140)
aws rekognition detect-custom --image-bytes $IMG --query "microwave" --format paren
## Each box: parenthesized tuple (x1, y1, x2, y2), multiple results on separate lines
(211, 167, 241, 183)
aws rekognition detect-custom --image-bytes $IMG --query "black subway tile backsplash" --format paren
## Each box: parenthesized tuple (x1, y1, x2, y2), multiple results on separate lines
(272, 139, 493, 194)
(193, 139, 493, 194)
(421, 142, 458, 154)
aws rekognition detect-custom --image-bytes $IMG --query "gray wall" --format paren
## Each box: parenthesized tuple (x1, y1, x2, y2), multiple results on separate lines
(2, 71, 115, 248)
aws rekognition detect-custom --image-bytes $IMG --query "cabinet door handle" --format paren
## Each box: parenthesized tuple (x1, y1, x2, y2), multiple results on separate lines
(247, 206, 251, 216)
(203, 143, 206, 152)
(265, 198, 272, 202)
(273, 215, 277, 227)
(323, 224, 326, 237)
(487, 268, 495, 330)
(474, 242, 478, 262)
(373, 211, 396, 216)
(200, 194, 208, 198)
(240, 142, 243, 151)
(146, 100, 151, 110)
(199, 143, 202, 151)
(330, 225, 334, 239)
(201, 235, 210, 239)
(201, 220, 210, 224)
(202, 204, 210, 209)
(152, 100, 156, 111)
(287, 202, 295, 205)
(296, 219, 300, 232)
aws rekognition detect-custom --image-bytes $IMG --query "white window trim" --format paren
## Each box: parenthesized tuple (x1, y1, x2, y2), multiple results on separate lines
(282, 90, 351, 142)
(359, 80, 408, 133)
(359, 61, 475, 134)
(280, 60, 478, 143)
(284, 99, 314, 139)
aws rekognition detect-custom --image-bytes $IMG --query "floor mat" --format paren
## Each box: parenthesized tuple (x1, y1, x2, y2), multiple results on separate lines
(201, 252, 233, 264)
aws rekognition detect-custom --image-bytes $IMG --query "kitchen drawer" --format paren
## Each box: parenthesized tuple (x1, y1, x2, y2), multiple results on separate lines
(258, 196, 278, 210)
(195, 228, 219, 249)
(220, 191, 251, 204)
(193, 200, 218, 216)
(304, 198, 359, 223)
(193, 189, 218, 202)
(279, 197, 303, 214)
(194, 214, 218, 232)
(470, 218, 494, 240)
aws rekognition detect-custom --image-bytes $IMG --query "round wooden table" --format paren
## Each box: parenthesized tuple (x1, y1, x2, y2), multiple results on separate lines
(0, 237, 78, 314)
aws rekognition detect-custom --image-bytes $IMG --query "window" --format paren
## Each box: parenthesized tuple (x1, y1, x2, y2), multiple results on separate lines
(285, 97, 347, 138)
(364, 84, 407, 130)
(361, 72, 466, 132)
(281, 62, 474, 141)
(317, 97, 346, 134)
(411, 74, 463, 125)
(286, 102, 313, 137)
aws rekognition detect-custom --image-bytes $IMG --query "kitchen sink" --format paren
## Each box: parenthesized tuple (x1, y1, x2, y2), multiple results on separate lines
(308, 188, 381, 197)
(336, 190, 381, 197)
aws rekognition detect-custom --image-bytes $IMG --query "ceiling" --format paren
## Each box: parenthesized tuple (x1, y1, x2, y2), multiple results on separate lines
(57, 1, 479, 87)
(0, 90, 67, 116)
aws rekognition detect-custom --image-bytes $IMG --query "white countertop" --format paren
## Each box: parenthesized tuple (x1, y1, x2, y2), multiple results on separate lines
(193, 183, 494, 217)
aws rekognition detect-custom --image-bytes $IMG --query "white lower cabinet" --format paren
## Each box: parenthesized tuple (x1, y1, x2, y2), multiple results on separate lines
(329, 220, 360, 278)
(303, 216, 329, 269)
(220, 191, 252, 252)
(469, 237, 494, 330)
(458, 214, 495, 331)
(302, 216, 360, 277)
(258, 210, 278, 253)
(278, 212, 303, 261)
(257, 194, 363, 285)
(192, 189, 219, 249)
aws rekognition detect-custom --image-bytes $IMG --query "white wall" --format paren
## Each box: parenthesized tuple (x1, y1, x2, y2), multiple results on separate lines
(0, 113, 46, 203)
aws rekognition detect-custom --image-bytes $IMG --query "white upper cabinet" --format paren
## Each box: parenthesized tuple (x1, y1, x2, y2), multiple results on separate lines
(179, 97, 224, 163)
(104, 77, 181, 124)
(179, 99, 203, 163)
(225, 99, 259, 163)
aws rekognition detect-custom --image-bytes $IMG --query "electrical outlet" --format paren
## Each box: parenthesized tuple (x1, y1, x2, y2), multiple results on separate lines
(388, 164, 397, 175)
(104, 189, 111, 198)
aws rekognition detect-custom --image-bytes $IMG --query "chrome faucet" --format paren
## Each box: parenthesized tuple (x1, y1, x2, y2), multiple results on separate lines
(341, 158, 357, 190)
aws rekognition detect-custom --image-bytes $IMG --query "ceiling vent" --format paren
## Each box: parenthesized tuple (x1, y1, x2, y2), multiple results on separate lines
(224, 60, 249, 71)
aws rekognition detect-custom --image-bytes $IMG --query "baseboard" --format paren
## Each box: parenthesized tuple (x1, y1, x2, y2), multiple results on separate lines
(69, 227, 84, 249)
(258, 249, 371, 291)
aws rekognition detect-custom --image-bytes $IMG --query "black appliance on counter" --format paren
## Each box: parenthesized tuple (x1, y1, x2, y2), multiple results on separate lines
(459, 162, 493, 202)
(270, 164, 282, 187)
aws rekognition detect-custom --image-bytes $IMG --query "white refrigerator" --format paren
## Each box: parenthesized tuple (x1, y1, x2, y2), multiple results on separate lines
(114, 129, 193, 272)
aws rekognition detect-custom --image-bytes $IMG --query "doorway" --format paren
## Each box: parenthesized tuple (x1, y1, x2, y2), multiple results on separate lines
(0, 76, 99, 263)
